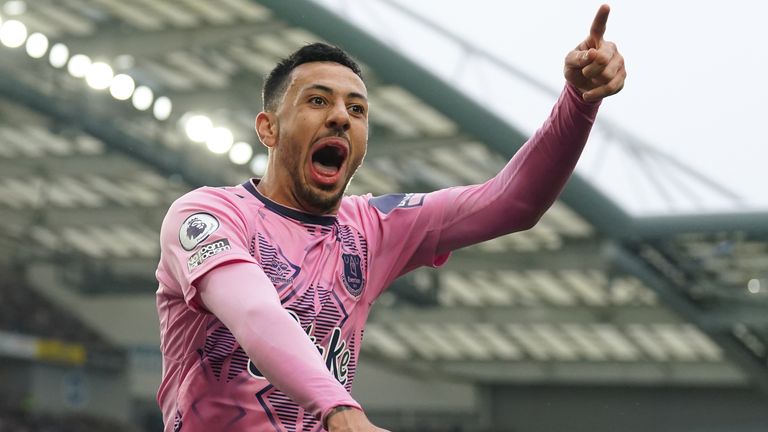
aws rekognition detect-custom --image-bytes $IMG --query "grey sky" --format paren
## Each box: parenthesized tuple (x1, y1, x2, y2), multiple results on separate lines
(325, 0, 767, 214)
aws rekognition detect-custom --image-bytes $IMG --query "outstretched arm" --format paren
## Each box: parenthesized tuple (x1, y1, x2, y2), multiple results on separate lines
(432, 5, 625, 254)
(361, 6, 626, 294)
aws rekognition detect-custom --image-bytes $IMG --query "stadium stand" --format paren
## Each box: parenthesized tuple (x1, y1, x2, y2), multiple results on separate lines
(0, 275, 109, 348)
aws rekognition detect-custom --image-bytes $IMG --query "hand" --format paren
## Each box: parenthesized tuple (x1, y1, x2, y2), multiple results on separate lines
(326, 407, 390, 432)
(564, 4, 626, 102)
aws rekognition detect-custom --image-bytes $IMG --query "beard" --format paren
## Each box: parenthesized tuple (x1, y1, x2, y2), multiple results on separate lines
(295, 177, 346, 214)
(279, 146, 356, 214)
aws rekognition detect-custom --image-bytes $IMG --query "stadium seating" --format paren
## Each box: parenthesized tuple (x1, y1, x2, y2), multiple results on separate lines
(0, 275, 112, 350)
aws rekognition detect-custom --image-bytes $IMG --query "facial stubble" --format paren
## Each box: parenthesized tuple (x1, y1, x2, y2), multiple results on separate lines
(279, 145, 356, 214)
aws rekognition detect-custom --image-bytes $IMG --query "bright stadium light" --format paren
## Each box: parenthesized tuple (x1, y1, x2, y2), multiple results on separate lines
(748, 279, 761, 294)
(25, 32, 48, 58)
(206, 127, 234, 154)
(0, 19, 27, 48)
(3, 1, 27, 16)
(153, 96, 172, 121)
(229, 142, 254, 165)
(67, 54, 91, 78)
(49, 43, 69, 68)
(85, 62, 114, 90)
(109, 74, 135, 100)
(184, 114, 213, 142)
(250, 153, 268, 175)
(132, 85, 154, 111)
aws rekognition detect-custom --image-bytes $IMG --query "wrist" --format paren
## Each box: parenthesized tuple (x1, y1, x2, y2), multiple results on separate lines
(324, 405, 364, 430)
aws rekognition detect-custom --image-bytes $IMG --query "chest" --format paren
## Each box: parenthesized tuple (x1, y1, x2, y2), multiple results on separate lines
(248, 220, 369, 307)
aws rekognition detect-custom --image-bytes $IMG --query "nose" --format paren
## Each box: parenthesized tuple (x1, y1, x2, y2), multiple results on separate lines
(325, 100, 350, 133)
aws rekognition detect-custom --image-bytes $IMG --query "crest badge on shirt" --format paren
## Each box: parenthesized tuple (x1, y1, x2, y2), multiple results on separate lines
(341, 253, 365, 296)
(179, 212, 220, 251)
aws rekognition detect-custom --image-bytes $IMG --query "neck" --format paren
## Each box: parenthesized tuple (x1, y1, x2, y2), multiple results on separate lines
(254, 174, 340, 216)
(254, 172, 293, 208)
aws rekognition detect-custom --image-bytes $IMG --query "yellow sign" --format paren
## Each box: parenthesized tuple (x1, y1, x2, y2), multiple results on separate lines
(36, 339, 86, 365)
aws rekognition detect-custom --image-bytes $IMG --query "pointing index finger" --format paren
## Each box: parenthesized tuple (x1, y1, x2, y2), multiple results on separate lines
(590, 4, 611, 41)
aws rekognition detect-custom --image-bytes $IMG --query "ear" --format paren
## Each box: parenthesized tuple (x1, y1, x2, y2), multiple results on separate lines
(255, 112, 278, 148)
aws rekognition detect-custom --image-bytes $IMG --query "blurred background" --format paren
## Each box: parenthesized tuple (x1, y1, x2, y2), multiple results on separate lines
(0, 0, 766, 431)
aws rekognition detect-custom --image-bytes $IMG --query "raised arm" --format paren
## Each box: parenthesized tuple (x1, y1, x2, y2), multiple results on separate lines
(431, 4, 625, 254)
(355, 6, 626, 298)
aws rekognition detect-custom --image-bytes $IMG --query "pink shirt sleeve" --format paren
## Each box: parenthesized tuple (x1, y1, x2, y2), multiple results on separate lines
(157, 187, 260, 312)
(198, 263, 361, 426)
(360, 84, 600, 299)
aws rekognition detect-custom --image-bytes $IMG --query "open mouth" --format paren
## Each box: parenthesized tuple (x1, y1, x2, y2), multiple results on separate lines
(308, 139, 348, 186)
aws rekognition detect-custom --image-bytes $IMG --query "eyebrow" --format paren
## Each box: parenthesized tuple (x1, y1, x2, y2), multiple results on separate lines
(305, 84, 367, 102)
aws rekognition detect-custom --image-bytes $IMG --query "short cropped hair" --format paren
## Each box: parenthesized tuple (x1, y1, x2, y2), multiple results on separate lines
(262, 43, 363, 112)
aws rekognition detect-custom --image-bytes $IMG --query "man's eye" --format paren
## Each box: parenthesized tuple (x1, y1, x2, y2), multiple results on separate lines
(349, 105, 365, 114)
(310, 97, 325, 105)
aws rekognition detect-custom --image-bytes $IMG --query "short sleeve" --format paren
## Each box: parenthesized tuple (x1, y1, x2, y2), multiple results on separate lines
(157, 187, 259, 312)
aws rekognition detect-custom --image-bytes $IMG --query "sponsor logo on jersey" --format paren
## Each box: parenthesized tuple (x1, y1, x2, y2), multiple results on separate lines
(179, 212, 219, 251)
(341, 253, 365, 296)
(398, 193, 425, 208)
(247, 311, 350, 385)
(370, 193, 426, 214)
(187, 239, 231, 271)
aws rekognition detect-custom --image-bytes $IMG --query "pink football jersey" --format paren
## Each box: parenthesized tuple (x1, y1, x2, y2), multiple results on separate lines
(156, 182, 451, 431)
(155, 83, 599, 431)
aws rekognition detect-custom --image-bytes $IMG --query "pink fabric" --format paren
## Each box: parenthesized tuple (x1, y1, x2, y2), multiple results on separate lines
(198, 262, 361, 427)
(155, 84, 599, 431)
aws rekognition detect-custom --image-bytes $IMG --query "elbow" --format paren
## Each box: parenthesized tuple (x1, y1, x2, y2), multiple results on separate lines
(512, 204, 547, 232)
(519, 215, 541, 232)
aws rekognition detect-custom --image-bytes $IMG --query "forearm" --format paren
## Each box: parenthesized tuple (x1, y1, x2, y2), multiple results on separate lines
(199, 262, 361, 424)
(435, 83, 600, 253)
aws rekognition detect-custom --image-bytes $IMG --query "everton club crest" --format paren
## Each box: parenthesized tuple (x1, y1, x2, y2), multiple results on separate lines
(341, 253, 365, 296)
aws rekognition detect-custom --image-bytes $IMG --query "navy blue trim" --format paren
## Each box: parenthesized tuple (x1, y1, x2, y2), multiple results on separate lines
(242, 179, 337, 226)
(255, 385, 281, 432)
(369, 193, 406, 214)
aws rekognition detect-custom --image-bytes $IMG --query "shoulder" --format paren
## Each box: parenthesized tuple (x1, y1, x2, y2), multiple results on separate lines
(337, 193, 377, 219)
(170, 186, 244, 209)
(166, 186, 255, 220)
(162, 185, 255, 238)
